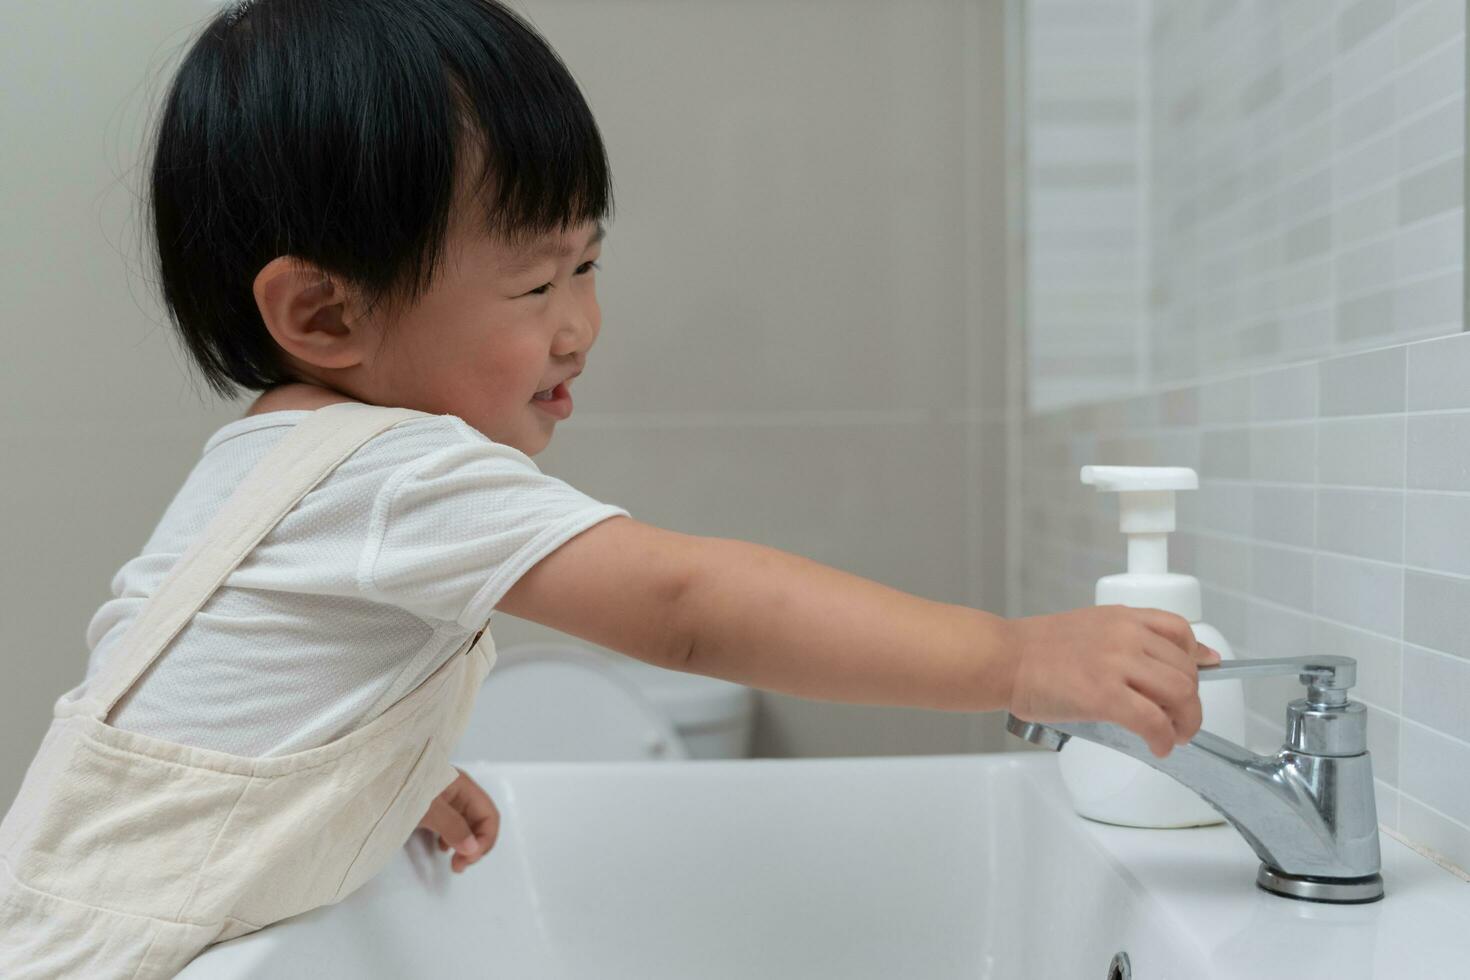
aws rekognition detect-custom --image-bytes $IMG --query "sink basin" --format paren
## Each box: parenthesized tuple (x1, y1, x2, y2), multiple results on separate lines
(180, 753, 1469, 979)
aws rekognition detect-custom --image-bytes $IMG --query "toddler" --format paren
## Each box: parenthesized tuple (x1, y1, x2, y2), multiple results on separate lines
(0, 1, 1216, 976)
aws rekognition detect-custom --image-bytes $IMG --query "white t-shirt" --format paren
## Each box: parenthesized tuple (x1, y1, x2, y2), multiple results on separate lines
(77, 409, 630, 757)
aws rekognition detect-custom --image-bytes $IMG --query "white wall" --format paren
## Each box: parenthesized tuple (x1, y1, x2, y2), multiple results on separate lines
(1, 0, 254, 809)
(0, 0, 1015, 808)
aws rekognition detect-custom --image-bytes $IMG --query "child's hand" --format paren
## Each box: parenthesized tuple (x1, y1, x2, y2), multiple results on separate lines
(416, 766, 500, 873)
(1002, 605, 1220, 758)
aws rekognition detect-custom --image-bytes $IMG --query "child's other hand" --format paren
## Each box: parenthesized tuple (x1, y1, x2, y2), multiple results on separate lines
(1002, 605, 1220, 758)
(416, 766, 500, 873)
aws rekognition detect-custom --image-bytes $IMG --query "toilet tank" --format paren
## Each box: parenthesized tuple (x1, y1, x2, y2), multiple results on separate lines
(602, 652, 757, 760)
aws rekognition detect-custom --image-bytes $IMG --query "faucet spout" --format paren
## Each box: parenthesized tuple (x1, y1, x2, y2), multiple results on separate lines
(1005, 655, 1384, 904)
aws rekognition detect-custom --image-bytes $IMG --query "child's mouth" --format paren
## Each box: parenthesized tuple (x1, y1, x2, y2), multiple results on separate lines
(530, 381, 573, 419)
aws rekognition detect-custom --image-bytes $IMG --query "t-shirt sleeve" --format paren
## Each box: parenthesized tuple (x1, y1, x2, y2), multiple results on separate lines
(355, 430, 630, 629)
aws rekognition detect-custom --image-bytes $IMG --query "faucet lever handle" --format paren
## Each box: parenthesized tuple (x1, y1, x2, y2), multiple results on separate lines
(1199, 654, 1356, 707)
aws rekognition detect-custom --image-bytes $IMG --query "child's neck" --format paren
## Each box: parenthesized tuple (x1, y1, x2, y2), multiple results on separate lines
(243, 382, 361, 418)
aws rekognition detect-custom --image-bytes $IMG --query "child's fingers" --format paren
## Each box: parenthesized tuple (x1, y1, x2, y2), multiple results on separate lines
(421, 795, 477, 864)
(1127, 655, 1202, 744)
(442, 771, 501, 863)
(1134, 608, 1195, 654)
(1113, 686, 1176, 758)
(1139, 630, 1196, 681)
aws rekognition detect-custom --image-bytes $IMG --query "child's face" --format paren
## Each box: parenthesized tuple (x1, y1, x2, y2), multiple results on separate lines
(366, 212, 604, 457)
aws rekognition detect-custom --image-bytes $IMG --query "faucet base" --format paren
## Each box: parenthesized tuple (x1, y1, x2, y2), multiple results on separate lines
(1256, 865, 1384, 904)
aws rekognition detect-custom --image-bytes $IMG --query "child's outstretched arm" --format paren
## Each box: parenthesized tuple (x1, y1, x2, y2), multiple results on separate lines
(497, 516, 1218, 758)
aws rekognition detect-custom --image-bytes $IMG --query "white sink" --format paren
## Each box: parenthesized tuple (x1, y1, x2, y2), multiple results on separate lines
(180, 753, 1469, 979)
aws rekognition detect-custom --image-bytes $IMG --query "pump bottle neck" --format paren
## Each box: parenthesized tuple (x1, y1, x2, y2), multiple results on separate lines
(1128, 533, 1169, 574)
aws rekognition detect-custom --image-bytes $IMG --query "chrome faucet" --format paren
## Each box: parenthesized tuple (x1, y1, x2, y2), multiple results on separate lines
(1006, 655, 1384, 904)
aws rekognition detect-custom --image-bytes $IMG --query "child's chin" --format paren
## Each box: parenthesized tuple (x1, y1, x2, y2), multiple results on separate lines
(513, 428, 551, 456)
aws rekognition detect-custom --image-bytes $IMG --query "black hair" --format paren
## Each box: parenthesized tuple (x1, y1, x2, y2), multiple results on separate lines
(146, 0, 615, 398)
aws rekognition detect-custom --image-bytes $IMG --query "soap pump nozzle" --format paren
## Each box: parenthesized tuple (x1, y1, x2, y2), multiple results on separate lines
(1079, 465, 1201, 622)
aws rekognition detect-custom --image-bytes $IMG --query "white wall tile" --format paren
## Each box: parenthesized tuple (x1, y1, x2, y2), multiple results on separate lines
(1403, 569, 1470, 658)
(1313, 619, 1403, 711)
(1201, 376, 1257, 425)
(1377, 780, 1402, 831)
(1406, 331, 1470, 410)
(1252, 423, 1318, 482)
(1253, 485, 1317, 546)
(1335, 184, 1400, 246)
(1340, 21, 1399, 103)
(1399, 154, 1465, 224)
(1338, 0, 1398, 55)
(1336, 236, 1401, 294)
(1252, 543, 1317, 610)
(1194, 482, 1257, 536)
(1316, 488, 1406, 561)
(1403, 644, 1470, 743)
(1317, 416, 1406, 487)
(1245, 600, 1315, 661)
(1408, 414, 1470, 489)
(1365, 703, 1401, 784)
(1401, 720, 1470, 826)
(1336, 130, 1400, 203)
(1395, 210, 1464, 278)
(1395, 34, 1465, 113)
(1404, 492, 1470, 575)
(1398, 96, 1465, 173)
(1202, 428, 1253, 477)
(1314, 552, 1404, 636)
(1394, 269, 1463, 334)
(1319, 345, 1408, 415)
(1399, 796, 1470, 876)
(1338, 82, 1399, 151)
(1397, 0, 1467, 65)
(1197, 534, 1255, 593)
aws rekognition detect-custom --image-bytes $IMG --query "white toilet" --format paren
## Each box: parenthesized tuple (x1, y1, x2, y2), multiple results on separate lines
(451, 640, 756, 763)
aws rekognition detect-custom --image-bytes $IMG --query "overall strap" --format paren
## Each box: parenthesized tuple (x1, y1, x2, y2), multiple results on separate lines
(85, 403, 427, 721)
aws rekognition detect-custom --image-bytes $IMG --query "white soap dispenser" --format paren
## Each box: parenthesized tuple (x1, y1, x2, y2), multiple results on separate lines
(1057, 465, 1246, 828)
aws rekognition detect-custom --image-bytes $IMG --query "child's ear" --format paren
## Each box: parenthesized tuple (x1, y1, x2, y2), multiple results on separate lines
(252, 256, 371, 370)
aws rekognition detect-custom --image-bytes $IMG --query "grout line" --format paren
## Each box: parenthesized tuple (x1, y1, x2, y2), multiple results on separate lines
(1027, 538, 1435, 653)
(1381, 818, 1470, 883)
(1181, 147, 1464, 277)
(1038, 521, 1470, 590)
(1402, 715, 1470, 755)
(1046, 401, 1470, 429)
(1028, 329, 1470, 415)
(1332, 258, 1465, 307)
(1405, 640, 1470, 670)
(1399, 789, 1470, 840)
(1399, 343, 1411, 805)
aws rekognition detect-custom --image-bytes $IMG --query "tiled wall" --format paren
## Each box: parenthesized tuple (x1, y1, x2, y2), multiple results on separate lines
(1019, 331, 1470, 875)
(1027, 0, 1465, 411)
(1025, 0, 1149, 410)
(1149, 0, 1465, 384)
(1017, 0, 1468, 873)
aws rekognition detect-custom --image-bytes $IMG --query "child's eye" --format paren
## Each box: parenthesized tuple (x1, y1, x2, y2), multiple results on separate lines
(526, 260, 599, 297)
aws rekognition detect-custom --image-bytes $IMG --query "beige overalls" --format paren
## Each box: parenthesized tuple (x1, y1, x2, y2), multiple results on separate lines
(0, 402, 498, 978)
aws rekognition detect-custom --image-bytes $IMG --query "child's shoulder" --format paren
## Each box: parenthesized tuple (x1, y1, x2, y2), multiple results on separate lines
(233, 385, 495, 456)
(202, 392, 499, 488)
